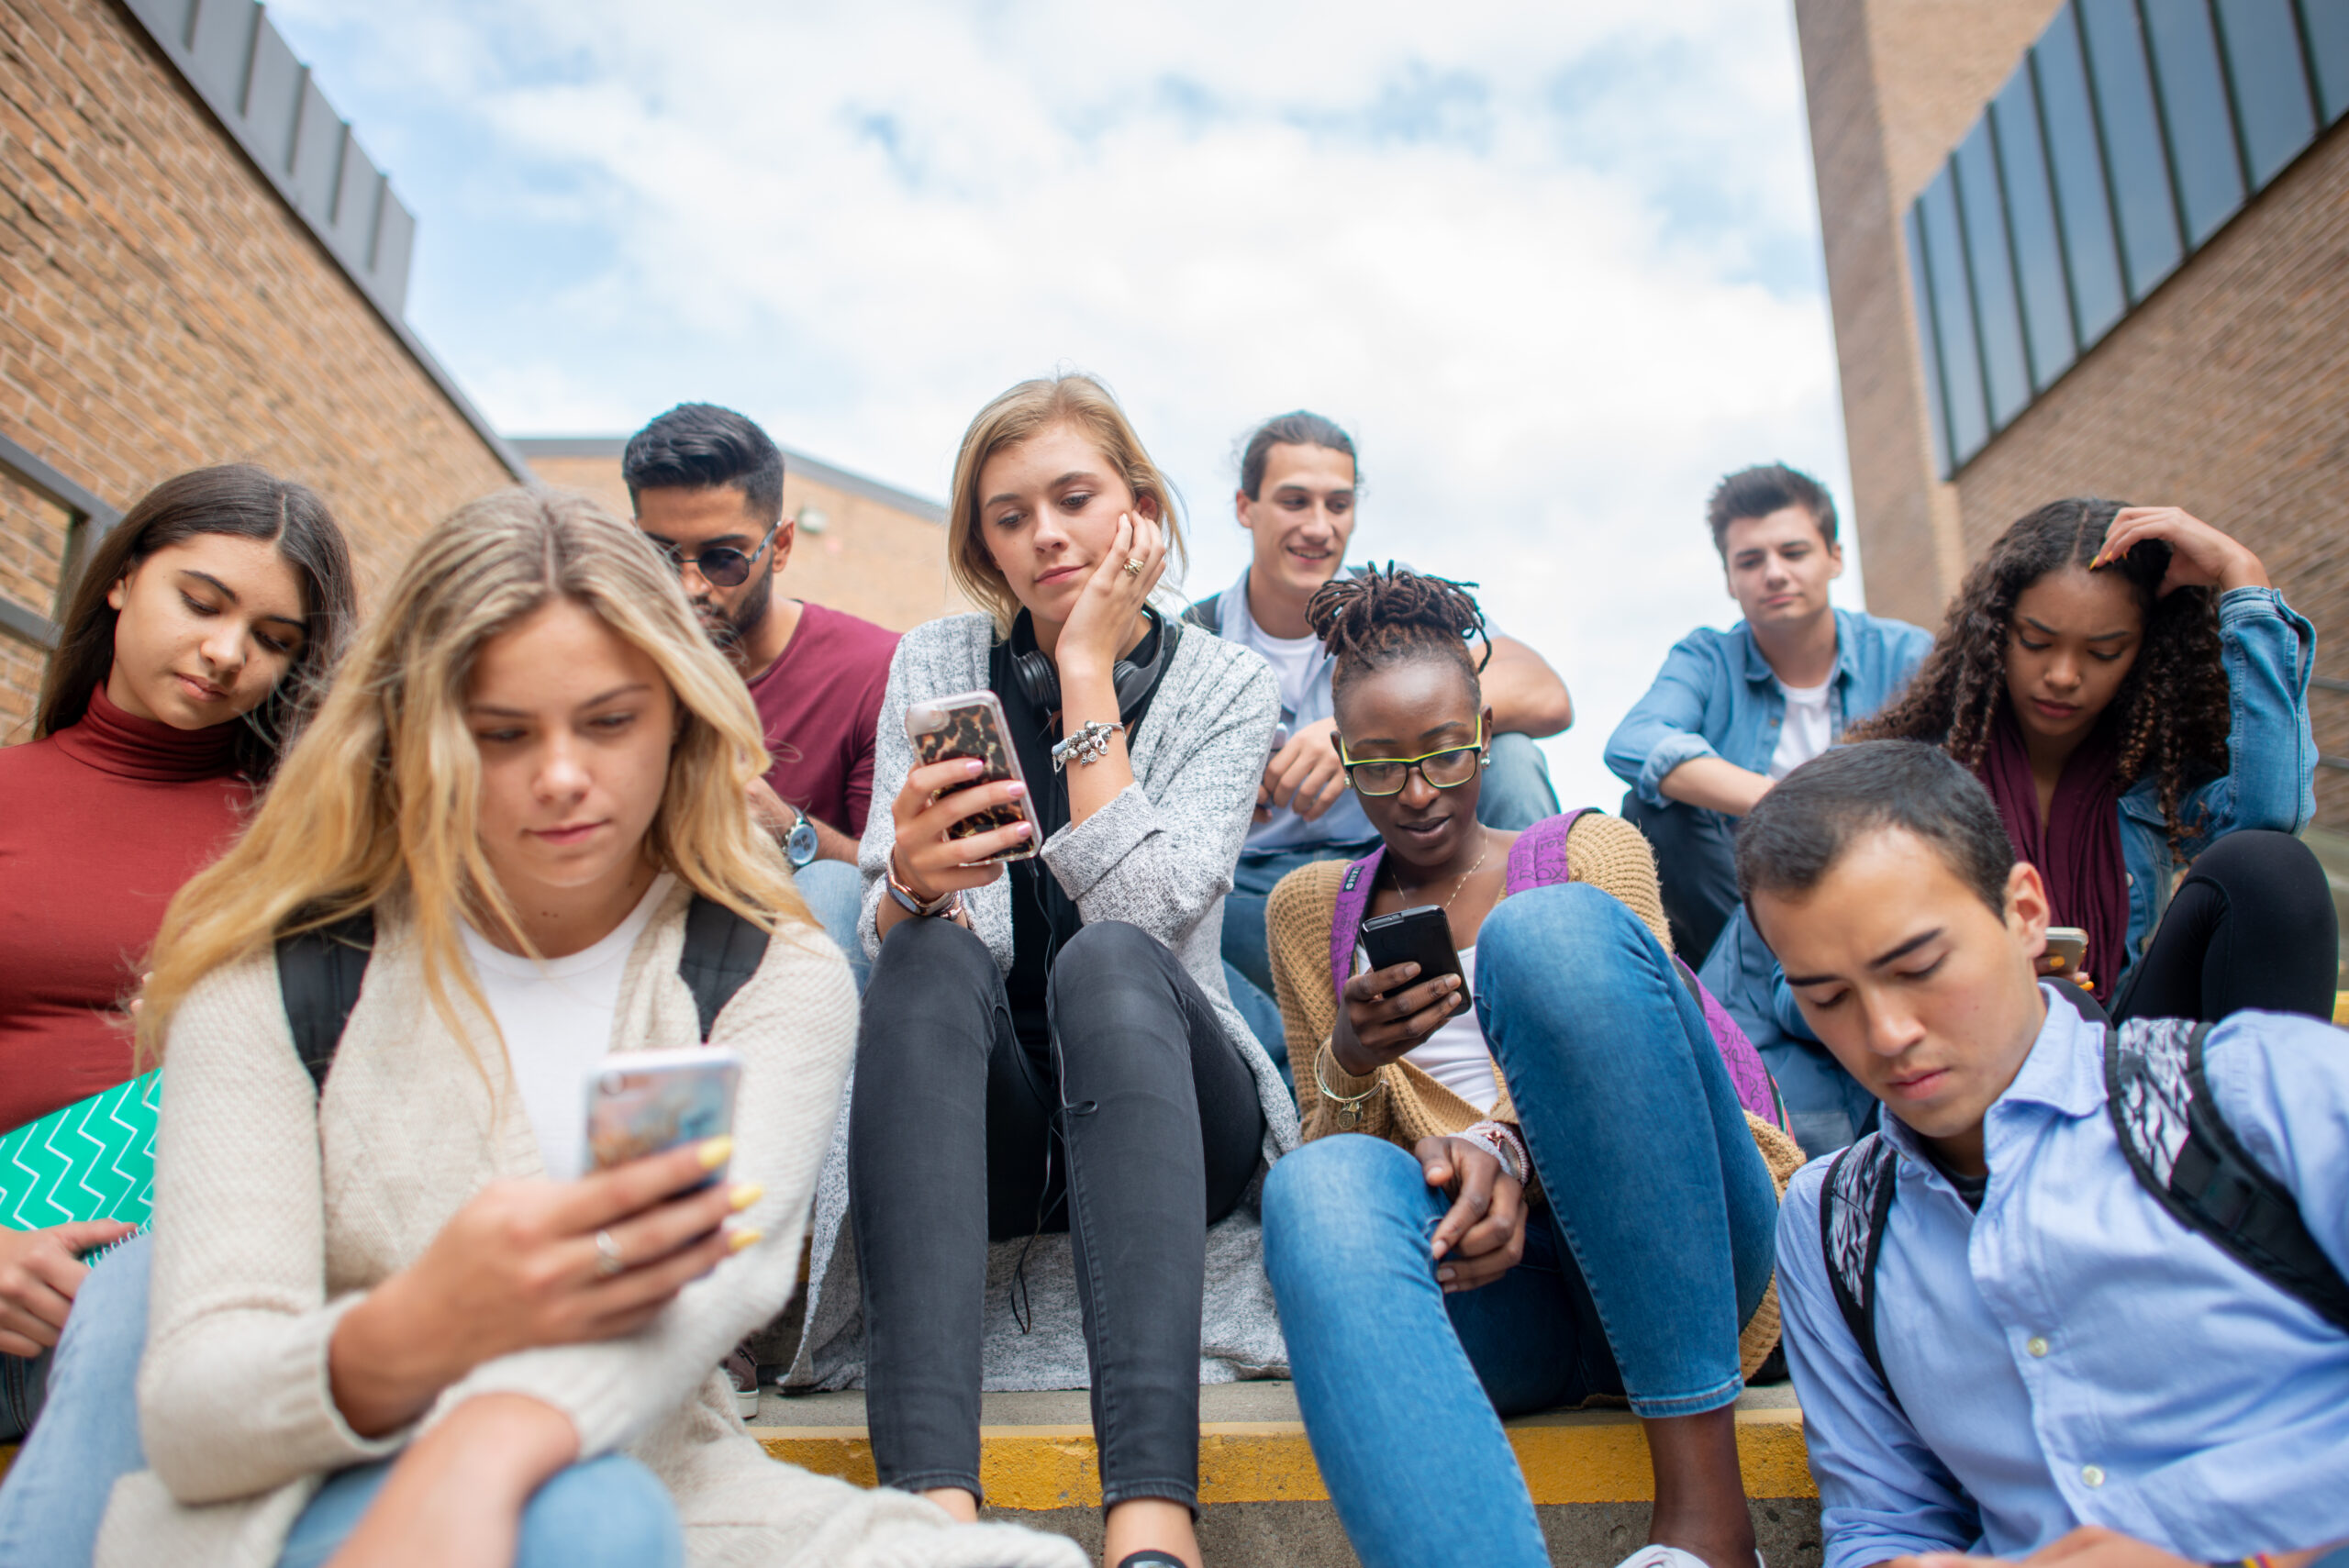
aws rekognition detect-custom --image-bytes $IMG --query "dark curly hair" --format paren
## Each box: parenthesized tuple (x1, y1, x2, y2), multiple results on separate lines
(1307, 563, 1492, 708)
(1850, 497, 2227, 851)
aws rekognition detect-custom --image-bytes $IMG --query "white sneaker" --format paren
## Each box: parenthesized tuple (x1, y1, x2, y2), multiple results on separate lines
(1609, 1550, 1767, 1568)
(723, 1344, 761, 1419)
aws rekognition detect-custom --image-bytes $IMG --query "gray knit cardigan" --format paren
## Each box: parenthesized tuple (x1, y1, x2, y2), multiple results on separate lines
(785, 611, 1301, 1393)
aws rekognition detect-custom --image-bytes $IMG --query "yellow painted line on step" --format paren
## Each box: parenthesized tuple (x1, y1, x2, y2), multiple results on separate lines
(751, 1408, 1817, 1508)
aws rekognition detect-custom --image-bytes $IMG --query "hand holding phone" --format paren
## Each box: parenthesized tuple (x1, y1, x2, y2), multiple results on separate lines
(1331, 906, 1473, 1074)
(902, 691, 1043, 866)
(2038, 927, 2088, 980)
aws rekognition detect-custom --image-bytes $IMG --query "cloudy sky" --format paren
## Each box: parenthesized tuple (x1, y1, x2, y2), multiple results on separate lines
(269, 0, 1862, 810)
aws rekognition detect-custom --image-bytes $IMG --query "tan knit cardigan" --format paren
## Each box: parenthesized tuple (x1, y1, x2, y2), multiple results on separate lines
(97, 883, 1083, 1568)
(1264, 812, 1804, 1377)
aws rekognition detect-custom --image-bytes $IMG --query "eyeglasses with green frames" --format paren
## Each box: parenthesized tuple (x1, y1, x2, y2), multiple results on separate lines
(1338, 718, 1487, 797)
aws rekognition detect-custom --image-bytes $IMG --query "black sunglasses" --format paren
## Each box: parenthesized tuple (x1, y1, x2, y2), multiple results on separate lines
(648, 521, 781, 588)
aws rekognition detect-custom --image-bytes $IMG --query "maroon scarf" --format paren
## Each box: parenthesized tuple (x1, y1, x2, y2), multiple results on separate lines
(1974, 704, 2129, 998)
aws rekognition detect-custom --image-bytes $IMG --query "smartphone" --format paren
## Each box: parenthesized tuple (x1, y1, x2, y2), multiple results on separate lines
(1356, 905, 1471, 1011)
(904, 689, 1044, 863)
(584, 1047, 742, 1184)
(2042, 926, 2089, 978)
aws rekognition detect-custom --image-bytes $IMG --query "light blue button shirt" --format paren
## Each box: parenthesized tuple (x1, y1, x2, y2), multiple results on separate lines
(1777, 993, 2349, 1568)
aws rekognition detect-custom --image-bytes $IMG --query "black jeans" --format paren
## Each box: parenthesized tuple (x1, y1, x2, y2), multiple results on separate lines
(2110, 828, 2339, 1024)
(849, 917, 1266, 1511)
(1620, 791, 1742, 966)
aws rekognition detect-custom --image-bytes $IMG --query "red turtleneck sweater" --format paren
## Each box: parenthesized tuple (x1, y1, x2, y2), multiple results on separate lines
(0, 687, 249, 1131)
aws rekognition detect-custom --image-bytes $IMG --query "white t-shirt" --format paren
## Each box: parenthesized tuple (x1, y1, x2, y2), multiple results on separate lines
(459, 873, 676, 1181)
(1769, 677, 1834, 781)
(1398, 943, 1502, 1113)
(1254, 628, 1324, 733)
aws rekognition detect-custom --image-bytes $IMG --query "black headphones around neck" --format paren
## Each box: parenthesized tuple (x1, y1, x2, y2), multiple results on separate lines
(1008, 607, 1178, 719)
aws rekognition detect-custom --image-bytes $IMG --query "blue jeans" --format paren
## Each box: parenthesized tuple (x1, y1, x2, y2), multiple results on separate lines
(0, 1233, 150, 1568)
(794, 858, 871, 994)
(277, 1451, 683, 1568)
(1262, 883, 1777, 1568)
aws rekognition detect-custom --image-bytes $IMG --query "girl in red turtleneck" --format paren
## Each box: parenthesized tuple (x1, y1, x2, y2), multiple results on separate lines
(0, 465, 352, 1394)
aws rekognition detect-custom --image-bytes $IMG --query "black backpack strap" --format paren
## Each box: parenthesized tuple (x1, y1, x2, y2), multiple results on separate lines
(678, 895, 771, 1041)
(2106, 1019, 2349, 1333)
(2046, 976, 2108, 1026)
(1178, 593, 1223, 636)
(1819, 1131, 1904, 1409)
(275, 912, 376, 1091)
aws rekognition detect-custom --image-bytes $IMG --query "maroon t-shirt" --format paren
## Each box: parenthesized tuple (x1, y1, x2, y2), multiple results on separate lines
(747, 602, 898, 838)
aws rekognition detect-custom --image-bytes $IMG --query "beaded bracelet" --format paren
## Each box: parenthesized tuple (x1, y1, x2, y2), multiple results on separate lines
(1052, 718, 1125, 772)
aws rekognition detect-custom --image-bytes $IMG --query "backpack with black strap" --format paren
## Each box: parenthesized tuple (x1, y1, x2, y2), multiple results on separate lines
(275, 895, 771, 1087)
(1819, 986, 2349, 1408)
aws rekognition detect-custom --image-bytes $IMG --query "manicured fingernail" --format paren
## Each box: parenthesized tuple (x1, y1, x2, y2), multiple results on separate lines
(966, 759, 984, 774)
(729, 1228, 762, 1253)
(1007, 782, 1026, 798)
(1436, 1266, 1455, 1283)
(1015, 821, 1033, 836)
(730, 1182, 763, 1212)
(698, 1136, 734, 1171)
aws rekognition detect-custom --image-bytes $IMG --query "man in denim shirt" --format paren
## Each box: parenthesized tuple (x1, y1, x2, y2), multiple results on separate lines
(1742, 745, 2347, 1568)
(1606, 464, 1929, 965)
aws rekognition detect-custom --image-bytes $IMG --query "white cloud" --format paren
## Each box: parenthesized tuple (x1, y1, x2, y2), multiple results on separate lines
(270, 0, 1858, 811)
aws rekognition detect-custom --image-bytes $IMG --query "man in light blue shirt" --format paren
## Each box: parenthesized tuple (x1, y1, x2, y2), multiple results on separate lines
(1185, 411, 1573, 1062)
(1606, 464, 1930, 969)
(1738, 743, 2347, 1568)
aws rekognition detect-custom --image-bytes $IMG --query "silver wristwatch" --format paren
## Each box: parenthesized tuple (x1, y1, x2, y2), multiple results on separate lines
(777, 804, 819, 869)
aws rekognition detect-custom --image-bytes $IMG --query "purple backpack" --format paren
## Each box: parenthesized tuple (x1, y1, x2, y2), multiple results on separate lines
(1328, 809, 1787, 1129)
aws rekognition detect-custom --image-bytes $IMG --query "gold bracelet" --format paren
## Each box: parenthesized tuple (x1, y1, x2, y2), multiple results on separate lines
(1314, 1041, 1382, 1131)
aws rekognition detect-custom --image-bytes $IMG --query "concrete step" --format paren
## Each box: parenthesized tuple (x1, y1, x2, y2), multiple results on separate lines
(751, 1382, 1823, 1568)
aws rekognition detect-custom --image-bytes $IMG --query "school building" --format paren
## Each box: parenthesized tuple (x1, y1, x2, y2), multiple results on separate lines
(0, 0, 956, 746)
(1794, 0, 2349, 857)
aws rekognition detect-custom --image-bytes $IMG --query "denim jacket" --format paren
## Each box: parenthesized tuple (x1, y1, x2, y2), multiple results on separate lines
(1604, 607, 1933, 806)
(1713, 586, 2319, 1066)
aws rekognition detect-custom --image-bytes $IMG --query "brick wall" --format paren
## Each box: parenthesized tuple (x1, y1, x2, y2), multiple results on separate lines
(1943, 124, 2349, 828)
(527, 450, 973, 634)
(1798, 0, 2349, 829)
(0, 0, 515, 741)
(1796, 0, 2065, 631)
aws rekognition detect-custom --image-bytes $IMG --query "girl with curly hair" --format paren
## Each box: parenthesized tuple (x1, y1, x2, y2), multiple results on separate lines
(1845, 500, 2332, 1020)
(1257, 565, 1803, 1568)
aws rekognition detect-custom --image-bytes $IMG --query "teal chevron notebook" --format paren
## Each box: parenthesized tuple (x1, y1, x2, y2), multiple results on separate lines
(0, 1072, 160, 1232)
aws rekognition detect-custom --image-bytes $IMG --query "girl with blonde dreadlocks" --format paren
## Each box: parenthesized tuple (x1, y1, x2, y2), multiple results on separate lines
(1846, 500, 2331, 1020)
(1257, 565, 1802, 1568)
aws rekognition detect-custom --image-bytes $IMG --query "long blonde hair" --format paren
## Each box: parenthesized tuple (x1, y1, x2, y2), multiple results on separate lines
(945, 373, 1188, 634)
(139, 487, 807, 1061)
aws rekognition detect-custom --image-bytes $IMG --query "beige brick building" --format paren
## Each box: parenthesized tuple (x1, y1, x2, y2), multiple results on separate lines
(0, 0, 523, 741)
(1796, 0, 2349, 832)
(518, 438, 964, 634)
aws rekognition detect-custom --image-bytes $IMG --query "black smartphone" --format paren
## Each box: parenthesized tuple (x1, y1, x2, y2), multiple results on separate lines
(1356, 905, 1471, 1010)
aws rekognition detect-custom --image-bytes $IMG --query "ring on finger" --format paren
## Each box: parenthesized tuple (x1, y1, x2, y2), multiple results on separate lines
(594, 1229, 625, 1278)
(1123, 556, 1146, 576)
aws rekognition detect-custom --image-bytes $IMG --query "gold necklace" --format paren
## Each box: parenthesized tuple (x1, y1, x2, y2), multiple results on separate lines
(1391, 831, 1492, 910)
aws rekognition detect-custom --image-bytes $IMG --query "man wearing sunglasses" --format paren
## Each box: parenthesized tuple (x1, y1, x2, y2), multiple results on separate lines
(623, 403, 898, 992)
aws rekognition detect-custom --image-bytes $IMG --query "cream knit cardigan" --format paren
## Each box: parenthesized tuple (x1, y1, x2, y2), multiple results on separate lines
(96, 882, 1082, 1568)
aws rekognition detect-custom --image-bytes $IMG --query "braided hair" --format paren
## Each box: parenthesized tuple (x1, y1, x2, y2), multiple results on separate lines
(1306, 563, 1493, 706)
(1849, 497, 2228, 851)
